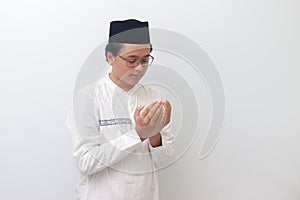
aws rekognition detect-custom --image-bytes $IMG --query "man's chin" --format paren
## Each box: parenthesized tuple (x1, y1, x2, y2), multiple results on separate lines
(128, 80, 140, 86)
(123, 77, 141, 85)
(120, 79, 139, 88)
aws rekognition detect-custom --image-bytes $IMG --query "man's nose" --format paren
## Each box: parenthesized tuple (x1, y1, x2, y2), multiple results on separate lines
(134, 62, 145, 71)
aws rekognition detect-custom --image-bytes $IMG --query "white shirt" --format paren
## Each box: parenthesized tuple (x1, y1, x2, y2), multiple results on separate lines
(67, 74, 174, 200)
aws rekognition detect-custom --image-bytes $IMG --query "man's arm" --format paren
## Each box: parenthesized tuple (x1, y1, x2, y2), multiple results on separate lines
(148, 122, 174, 169)
(134, 99, 174, 169)
(148, 133, 162, 147)
(67, 86, 142, 176)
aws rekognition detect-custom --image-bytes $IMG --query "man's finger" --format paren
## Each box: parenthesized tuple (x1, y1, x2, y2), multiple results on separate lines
(134, 105, 145, 118)
(162, 101, 171, 123)
(142, 115, 151, 125)
(150, 103, 164, 123)
(154, 105, 166, 125)
(161, 108, 167, 126)
(147, 101, 162, 120)
(163, 100, 171, 111)
(141, 100, 157, 118)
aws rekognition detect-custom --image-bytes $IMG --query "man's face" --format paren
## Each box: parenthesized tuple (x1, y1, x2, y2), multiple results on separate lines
(107, 43, 151, 91)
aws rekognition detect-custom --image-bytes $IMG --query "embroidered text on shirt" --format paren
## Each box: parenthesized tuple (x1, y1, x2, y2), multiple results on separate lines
(99, 118, 132, 126)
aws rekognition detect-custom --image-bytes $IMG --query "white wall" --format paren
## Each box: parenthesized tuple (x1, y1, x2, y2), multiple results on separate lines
(0, 0, 299, 199)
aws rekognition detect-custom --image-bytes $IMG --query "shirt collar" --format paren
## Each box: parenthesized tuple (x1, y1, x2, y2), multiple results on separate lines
(106, 73, 140, 96)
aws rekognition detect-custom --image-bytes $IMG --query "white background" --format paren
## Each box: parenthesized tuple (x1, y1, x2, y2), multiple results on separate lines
(1, 0, 299, 199)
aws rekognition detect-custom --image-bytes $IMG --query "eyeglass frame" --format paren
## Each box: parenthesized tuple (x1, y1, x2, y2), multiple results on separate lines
(117, 54, 154, 68)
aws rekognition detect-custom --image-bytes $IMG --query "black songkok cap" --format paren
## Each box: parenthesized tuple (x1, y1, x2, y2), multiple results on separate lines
(108, 19, 150, 44)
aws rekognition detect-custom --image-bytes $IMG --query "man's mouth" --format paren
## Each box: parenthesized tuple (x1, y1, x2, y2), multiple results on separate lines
(130, 74, 140, 78)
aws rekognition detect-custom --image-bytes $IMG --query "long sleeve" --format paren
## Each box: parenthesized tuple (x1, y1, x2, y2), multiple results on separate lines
(148, 121, 174, 170)
(144, 89, 175, 170)
(66, 85, 142, 176)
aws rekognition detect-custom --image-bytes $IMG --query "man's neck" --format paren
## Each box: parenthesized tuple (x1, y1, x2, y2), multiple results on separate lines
(109, 73, 134, 92)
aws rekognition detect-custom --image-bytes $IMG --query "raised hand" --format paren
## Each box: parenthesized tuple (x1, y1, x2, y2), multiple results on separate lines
(134, 100, 167, 139)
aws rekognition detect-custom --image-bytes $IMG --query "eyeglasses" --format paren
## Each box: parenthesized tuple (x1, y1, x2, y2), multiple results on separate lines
(118, 55, 154, 68)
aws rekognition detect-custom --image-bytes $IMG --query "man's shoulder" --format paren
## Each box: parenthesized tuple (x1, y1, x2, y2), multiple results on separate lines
(75, 83, 97, 98)
(72, 83, 98, 108)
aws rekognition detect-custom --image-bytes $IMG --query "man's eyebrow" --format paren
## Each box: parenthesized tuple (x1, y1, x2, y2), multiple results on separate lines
(126, 55, 139, 58)
(126, 54, 151, 58)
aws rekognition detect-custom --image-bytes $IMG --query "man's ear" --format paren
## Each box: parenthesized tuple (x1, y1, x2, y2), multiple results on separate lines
(106, 52, 115, 65)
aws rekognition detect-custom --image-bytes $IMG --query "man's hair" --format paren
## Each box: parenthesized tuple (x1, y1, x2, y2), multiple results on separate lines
(105, 43, 153, 61)
(105, 43, 124, 57)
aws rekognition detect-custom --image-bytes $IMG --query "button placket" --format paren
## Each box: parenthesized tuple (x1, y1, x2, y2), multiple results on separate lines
(128, 94, 144, 160)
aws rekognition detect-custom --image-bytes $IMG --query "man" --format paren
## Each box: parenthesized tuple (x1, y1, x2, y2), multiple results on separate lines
(68, 19, 174, 200)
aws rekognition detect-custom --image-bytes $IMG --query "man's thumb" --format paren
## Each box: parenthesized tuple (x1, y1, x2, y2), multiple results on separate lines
(134, 105, 145, 117)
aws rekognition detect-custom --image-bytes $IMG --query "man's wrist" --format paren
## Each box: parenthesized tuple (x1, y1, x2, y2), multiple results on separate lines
(149, 133, 162, 147)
